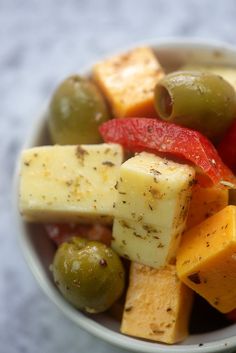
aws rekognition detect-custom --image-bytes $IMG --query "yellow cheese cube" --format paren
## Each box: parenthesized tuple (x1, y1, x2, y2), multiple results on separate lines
(19, 144, 123, 223)
(177, 205, 236, 313)
(121, 263, 193, 344)
(112, 152, 195, 268)
(186, 184, 228, 230)
(92, 47, 164, 118)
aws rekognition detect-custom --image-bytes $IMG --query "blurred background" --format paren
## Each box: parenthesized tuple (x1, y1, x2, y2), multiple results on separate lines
(1, 0, 236, 352)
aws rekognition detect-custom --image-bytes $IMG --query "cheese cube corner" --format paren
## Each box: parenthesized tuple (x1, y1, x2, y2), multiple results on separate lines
(186, 184, 228, 230)
(19, 143, 123, 223)
(112, 152, 195, 268)
(121, 263, 193, 344)
(177, 205, 236, 313)
(92, 47, 164, 118)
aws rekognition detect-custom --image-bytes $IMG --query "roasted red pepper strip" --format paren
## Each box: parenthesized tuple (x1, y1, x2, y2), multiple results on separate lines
(217, 119, 236, 174)
(99, 118, 235, 186)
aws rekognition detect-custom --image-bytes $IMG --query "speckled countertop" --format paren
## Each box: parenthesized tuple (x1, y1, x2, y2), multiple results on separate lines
(1, 1, 236, 352)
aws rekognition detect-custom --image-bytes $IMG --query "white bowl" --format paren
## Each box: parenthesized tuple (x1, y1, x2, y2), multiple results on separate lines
(14, 39, 236, 353)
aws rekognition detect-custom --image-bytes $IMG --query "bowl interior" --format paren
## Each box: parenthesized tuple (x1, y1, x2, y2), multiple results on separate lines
(15, 40, 236, 353)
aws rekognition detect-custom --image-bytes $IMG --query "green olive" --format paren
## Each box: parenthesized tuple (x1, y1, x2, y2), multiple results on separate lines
(52, 237, 125, 313)
(48, 75, 109, 144)
(154, 71, 236, 142)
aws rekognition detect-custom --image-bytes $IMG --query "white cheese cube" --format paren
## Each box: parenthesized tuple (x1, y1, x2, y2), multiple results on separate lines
(112, 152, 195, 268)
(112, 218, 183, 267)
(19, 144, 123, 223)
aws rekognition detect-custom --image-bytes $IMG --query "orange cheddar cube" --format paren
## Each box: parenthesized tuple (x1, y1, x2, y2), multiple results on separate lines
(121, 263, 193, 344)
(92, 47, 164, 118)
(186, 184, 228, 230)
(177, 205, 236, 313)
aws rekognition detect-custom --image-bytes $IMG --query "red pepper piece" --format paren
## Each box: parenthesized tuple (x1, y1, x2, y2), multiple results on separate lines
(217, 119, 236, 174)
(44, 223, 112, 246)
(99, 118, 235, 186)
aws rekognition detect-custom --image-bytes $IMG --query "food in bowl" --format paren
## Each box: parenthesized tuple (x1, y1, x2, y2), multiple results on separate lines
(18, 45, 236, 345)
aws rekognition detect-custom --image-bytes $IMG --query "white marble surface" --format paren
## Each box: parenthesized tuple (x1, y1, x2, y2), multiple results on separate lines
(2, 0, 236, 352)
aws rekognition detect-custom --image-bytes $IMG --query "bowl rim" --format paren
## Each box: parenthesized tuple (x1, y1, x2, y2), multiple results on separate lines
(13, 37, 236, 353)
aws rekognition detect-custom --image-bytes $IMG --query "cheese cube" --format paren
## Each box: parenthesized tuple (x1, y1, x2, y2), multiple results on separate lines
(112, 152, 195, 268)
(186, 184, 228, 230)
(19, 144, 123, 223)
(177, 205, 236, 313)
(121, 263, 193, 344)
(92, 47, 164, 118)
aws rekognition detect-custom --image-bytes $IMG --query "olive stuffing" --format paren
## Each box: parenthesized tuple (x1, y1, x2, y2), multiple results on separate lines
(154, 71, 236, 142)
(52, 237, 125, 313)
(48, 75, 109, 145)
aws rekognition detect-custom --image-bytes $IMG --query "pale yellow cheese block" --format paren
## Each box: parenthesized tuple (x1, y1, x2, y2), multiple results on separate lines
(19, 144, 123, 223)
(112, 152, 195, 268)
(121, 263, 193, 344)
